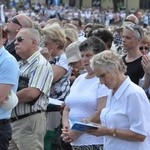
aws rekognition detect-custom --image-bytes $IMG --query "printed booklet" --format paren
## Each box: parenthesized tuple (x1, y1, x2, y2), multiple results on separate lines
(49, 98, 64, 106)
(70, 121, 99, 132)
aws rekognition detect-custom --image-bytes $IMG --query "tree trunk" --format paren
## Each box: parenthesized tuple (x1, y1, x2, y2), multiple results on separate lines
(112, 0, 118, 12)
(69, 0, 76, 7)
(79, 0, 83, 9)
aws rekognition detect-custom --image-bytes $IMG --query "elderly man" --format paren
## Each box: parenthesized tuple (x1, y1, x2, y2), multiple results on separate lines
(0, 26, 19, 149)
(9, 28, 53, 150)
(122, 24, 144, 85)
(4, 14, 33, 61)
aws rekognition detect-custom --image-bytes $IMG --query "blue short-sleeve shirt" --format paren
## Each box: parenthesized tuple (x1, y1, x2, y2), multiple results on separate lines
(0, 46, 19, 119)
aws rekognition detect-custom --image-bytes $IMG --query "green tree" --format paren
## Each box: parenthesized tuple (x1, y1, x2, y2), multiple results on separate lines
(102, 0, 121, 12)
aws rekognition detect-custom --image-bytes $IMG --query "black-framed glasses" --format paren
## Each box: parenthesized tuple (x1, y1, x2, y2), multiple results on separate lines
(139, 46, 149, 51)
(11, 17, 22, 27)
(15, 37, 24, 43)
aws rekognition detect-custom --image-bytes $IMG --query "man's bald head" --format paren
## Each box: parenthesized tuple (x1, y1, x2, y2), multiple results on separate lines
(16, 14, 34, 28)
(126, 14, 139, 24)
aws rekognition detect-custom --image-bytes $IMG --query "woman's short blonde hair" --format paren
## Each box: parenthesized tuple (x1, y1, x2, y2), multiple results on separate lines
(63, 23, 78, 32)
(45, 18, 62, 27)
(64, 28, 78, 43)
(141, 33, 150, 46)
(43, 26, 66, 49)
(91, 50, 126, 73)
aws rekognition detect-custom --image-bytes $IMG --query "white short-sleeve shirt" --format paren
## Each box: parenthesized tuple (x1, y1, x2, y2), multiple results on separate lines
(101, 77, 150, 150)
(65, 73, 110, 146)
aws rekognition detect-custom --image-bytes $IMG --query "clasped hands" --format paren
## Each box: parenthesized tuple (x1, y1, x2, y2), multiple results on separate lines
(61, 118, 106, 143)
(61, 126, 81, 143)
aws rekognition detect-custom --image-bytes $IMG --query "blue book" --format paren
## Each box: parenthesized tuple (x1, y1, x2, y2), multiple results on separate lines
(71, 121, 99, 132)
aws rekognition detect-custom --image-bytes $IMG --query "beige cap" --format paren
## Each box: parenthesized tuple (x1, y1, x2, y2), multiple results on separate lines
(1, 90, 18, 111)
(65, 41, 81, 64)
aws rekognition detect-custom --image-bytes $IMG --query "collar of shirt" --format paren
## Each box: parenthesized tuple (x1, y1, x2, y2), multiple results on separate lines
(6, 40, 14, 46)
(0, 46, 6, 56)
(78, 30, 85, 37)
(19, 51, 40, 66)
(112, 76, 131, 101)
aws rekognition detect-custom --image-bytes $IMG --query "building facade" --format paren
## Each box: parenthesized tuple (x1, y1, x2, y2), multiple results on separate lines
(62, 0, 140, 11)
(25, 0, 148, 11)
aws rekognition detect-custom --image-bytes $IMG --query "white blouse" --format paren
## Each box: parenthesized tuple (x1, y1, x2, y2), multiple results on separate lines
(101, 77, 150, 150)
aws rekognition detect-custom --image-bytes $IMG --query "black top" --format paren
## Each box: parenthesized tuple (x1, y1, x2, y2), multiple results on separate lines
(4, 41, 21, 61)
(122, 55, 144, 85)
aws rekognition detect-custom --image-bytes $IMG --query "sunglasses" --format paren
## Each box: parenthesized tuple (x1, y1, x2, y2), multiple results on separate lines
(15, 37, 24, 43)
(11, 17, 22, 27)
(139, 46, 149, 51)
(125, 24, 143, 38)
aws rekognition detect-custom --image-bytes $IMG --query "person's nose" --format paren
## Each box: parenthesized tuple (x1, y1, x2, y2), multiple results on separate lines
(122, 37, 125, 43)
(82, 56, 89, 63)
(14, 39, 19, 46)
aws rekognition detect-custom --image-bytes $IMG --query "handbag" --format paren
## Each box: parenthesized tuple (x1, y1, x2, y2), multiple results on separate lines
(17, 76, 39, 105)
(17, 76, 29, 91)
(52, 124, 72, 150)
(52, 124, 63, 147)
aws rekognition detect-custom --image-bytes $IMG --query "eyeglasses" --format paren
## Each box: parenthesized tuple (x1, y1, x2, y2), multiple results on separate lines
(139, 46, 149, 51)
(15, 37, 24, 43)
(11, 17, 22, 27)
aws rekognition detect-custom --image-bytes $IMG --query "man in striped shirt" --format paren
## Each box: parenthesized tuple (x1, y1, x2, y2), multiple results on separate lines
(9, 28, 53, 150)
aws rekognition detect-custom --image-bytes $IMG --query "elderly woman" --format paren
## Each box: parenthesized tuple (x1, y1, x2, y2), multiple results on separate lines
(62, 37, 110, 150)
(42, 25, 72, 150)
(88, 50, 150, 150)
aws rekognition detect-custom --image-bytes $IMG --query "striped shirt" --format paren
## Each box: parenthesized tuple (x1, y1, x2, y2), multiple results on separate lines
(11, 51, 53, 117)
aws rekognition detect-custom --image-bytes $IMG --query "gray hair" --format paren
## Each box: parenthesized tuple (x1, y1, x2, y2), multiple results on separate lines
(21, 28, 41, 45)
(91, 50, 127, 73)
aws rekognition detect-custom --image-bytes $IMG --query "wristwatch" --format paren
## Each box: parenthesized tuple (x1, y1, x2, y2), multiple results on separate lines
(112, 129, 117, 137)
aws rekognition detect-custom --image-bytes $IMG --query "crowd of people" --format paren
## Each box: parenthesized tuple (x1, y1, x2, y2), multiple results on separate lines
(1, 3, 150, 29)
(0, 2, 150, 150)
